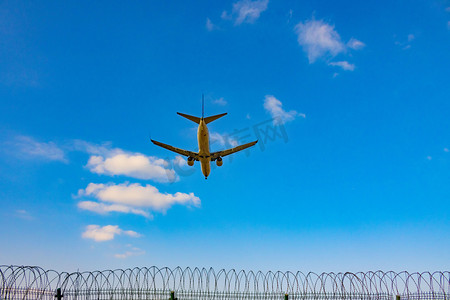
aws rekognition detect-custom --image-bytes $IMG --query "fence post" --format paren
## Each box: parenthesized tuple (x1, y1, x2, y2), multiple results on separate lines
(396, 295, 400, 300)
(285, 293, 289, 300)
(170, 291, 177, 300)
(55, 288, 63, 300)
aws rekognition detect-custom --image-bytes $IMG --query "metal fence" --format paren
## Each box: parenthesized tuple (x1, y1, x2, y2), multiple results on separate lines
(1, 266, 449, 300)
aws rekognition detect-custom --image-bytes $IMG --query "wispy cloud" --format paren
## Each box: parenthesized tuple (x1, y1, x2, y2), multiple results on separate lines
(71, 140, 113, 155)
(287, 9, 293, 23)
(328, 61, 355, 71)
(77, 182, 200, 215)
(445, 5, 450, 27)
(347, 38, 366, 50)
(210, 132, 238, 148)
(206, 18, 218, 31)
(7, 136, 67, 163)
(263, 95, 304, 125)
(212, 97, 227, 106)
(294, 18, 364, 69)
(222, 0, 269, 25)
(82, 225, 141, 242)
(15, 209, 33, 220)
(114, 246, 145, 259)
(0, 67, 40, 88)
(395, 33, 415, 50)
(444, 148, 449, 152)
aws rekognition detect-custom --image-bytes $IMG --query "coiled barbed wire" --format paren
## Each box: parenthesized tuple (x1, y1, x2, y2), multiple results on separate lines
(1, 266, 449, 300)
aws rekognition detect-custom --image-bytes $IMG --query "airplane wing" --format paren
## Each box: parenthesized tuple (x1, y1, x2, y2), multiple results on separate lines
(151, 139, 199, 160)
(210, 140, 258, 161)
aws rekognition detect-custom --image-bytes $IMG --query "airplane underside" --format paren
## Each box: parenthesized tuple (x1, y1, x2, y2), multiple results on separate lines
(151, 96, 257, 179)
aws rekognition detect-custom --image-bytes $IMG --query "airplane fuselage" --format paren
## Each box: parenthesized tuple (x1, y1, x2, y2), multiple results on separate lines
(150, 104, 257, 180)
(197, 119, 211, 178)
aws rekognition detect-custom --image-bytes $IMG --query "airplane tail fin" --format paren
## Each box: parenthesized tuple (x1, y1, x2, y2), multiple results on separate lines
(177, 94, 226, 124)
(204, 113, 227, 124)
(177, 112, 201, 124)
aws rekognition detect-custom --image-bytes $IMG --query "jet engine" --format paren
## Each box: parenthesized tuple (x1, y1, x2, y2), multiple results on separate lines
(216, 157, 223, 167)
(187, 157, 195, 166)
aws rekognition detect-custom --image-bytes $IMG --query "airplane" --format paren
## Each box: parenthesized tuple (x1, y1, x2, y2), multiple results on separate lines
(151, 96, 258, 179)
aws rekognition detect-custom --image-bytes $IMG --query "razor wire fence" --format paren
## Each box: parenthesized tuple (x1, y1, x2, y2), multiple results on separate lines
(1, 266, 449, 300)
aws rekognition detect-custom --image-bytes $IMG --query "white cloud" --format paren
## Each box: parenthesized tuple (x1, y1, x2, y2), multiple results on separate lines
(328, 61, 355, 71)
(444, 148, 449, 152)
(222, 0, 269, 25)
(263, 95, 304, 124)
(212, 97, 227, 106)
(86, 152, 177, 183)
(75, 140, 177, 183)
(427, 156, 432, 160)
(295, 19, 346, 63)
(72, 141, 198, 219)
(447, 21, 450, 30)
(78, 182, 200, 213)
(172, 155, 186, 168)
(407, 34, 415, 42)
(294, 18, 364, 68)
(82, 225, 141, 242)
(347, 38, 365, 50)
(9, 136, 67, 162)
(206, 18, 217, 31)
(77, 201, 151, 218)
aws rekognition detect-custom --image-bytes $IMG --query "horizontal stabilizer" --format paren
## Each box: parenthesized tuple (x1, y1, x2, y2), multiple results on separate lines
(204, 113, 227, 124)
(177, 112, 201, 124)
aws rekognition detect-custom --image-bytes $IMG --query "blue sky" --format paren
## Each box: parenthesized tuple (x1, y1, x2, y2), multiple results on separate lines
(1, 0, 449, 272)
